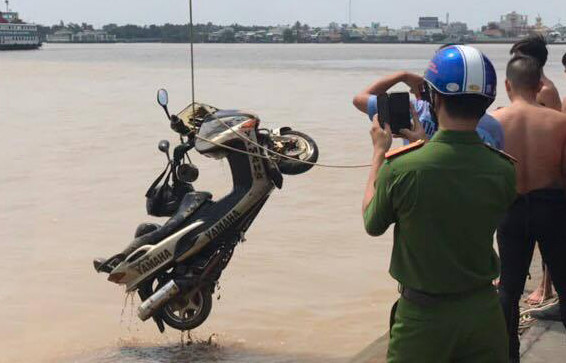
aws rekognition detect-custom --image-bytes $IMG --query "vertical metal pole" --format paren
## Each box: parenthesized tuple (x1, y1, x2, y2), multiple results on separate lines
(189, 0, 196, 115)
(349, 0, 352, 26)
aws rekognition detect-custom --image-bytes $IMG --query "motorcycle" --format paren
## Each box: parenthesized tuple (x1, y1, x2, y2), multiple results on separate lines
(93, 89, 319, 332)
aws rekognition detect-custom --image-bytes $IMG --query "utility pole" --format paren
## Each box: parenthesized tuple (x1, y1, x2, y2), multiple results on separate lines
(5, 0, 9, 12)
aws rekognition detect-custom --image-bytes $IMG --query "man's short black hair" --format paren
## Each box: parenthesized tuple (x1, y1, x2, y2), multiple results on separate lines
(562, 52, 566, 67)
(510, 35, 548, 67)
(436, 93, 493, 120)
(506, 55, 542, 91)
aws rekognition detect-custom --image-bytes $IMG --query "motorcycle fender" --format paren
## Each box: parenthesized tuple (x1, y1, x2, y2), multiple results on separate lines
(271, 127, 292, 136)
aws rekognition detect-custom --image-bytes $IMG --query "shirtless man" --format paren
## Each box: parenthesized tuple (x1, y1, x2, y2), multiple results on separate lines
(511, 35, 563, 304)
(493, 55, 566, 362)
(511, 35, 562, 111)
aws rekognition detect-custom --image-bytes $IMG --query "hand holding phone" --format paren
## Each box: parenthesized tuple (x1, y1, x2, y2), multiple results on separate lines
(398, 104, 427, 142)
(375, 92, 412, 135)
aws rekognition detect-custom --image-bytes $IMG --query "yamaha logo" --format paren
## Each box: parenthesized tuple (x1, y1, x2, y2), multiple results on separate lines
(134, 250, 172, 274)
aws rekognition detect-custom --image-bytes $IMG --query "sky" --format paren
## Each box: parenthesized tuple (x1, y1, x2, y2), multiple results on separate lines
(10, 0, 566, 30)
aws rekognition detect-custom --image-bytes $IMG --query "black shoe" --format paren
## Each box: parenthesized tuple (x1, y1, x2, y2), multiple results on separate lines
(530, 301, 561, 322)
(93, 254, 124, 273)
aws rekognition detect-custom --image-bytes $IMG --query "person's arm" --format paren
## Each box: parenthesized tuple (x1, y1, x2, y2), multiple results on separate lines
(363, 115, 394, 236)
(537, 87, 562, 112)
(477, 114, 505, 150)
(353, 72, 425, 114)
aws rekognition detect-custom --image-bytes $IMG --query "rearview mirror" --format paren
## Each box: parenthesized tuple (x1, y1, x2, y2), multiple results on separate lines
(157, 89, 169, 107)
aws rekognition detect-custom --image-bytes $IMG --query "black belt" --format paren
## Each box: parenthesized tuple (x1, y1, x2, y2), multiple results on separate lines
(399, 284, 492, 307)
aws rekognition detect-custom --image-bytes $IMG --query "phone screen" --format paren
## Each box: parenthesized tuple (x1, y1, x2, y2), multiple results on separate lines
(388, 92, 411, 134)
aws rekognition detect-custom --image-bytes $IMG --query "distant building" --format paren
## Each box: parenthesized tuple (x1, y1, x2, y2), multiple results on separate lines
(208, 27, 234, 42)
(446, 22, 468, 36)
(47, 29, 73, 42)
(532, 15, 550, 37)
(235, 30, 267, 43)
(499, 11, 528, 37)
(419, 17, 440, 29)
(482, 22, 505, 38)
(347, 27, 365, 42)
(47, 29, 116, 43)
(407, 29, 427, 42)
(267, 26, 286, 43)
(73, 30, 116, 43)
(316, 27, 342, 43)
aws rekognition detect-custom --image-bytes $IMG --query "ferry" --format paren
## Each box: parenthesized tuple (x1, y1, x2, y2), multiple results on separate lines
(0, 1, 41, 50)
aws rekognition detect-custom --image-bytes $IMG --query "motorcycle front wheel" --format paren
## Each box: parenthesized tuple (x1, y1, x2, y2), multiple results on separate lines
(158, 284, 213, 331)
(274, 130, 319, 175)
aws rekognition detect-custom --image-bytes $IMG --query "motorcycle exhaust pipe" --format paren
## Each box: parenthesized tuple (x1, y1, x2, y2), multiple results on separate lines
(138, 280, 181, 321)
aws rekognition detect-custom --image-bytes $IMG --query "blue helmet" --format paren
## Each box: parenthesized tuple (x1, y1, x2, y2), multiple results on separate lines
(424, 45, 497, 100)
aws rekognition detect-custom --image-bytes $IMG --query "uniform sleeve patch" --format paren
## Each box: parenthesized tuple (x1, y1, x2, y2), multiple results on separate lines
(484, 144, 517, 163)
(386, 140, 426, 159)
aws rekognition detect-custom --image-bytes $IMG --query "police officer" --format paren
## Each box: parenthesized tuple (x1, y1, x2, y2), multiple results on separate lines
(363, 45, 517, 362)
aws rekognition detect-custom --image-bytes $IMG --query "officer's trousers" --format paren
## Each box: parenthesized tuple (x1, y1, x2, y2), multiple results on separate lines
(387, 285, 508, 363)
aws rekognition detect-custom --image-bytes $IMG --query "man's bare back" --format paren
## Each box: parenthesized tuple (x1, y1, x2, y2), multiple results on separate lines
(493, 102, 566, 194)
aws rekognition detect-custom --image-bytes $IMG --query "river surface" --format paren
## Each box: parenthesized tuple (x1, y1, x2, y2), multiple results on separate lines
(2, 43, 566, 362)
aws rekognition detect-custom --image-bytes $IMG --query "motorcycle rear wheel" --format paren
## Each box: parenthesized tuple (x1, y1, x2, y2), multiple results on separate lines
(275, 130, 319, 175)
(159, 285, 213, 331)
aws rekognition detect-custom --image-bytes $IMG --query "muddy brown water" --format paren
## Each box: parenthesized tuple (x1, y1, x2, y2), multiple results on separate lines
(2, 43, 566, 362)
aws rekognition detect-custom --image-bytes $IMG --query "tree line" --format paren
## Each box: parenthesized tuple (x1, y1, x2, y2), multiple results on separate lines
(37, 21, 316, 43)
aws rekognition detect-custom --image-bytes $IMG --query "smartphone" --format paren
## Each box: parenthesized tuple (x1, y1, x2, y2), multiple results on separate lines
(376, 94, 390, 129)
(388, 92, 412, 134)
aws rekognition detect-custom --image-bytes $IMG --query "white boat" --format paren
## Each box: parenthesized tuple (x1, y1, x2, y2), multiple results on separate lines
(0, 1, 41, 50)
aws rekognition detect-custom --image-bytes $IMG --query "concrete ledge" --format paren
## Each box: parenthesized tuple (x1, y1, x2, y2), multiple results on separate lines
(349, 333, 388, 363)
(350, 322, 565, 363)
(521, 321, 566, 362)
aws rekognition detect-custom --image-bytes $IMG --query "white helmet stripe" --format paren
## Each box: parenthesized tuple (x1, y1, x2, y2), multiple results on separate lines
(455, 45, 467, 91)
(457, 45, 485, 94)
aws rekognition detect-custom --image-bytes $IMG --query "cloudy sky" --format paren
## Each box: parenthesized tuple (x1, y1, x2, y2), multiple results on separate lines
(11, 0, 566, 29)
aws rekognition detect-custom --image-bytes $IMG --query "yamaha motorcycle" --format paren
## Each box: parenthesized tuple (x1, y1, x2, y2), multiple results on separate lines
(93, 89, 319, 332)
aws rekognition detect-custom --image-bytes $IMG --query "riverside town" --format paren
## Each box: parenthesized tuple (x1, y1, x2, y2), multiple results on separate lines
(33, 11, 566, 44)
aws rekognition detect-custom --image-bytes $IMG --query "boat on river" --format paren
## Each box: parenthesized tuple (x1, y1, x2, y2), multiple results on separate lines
(0, 1, 41, 50)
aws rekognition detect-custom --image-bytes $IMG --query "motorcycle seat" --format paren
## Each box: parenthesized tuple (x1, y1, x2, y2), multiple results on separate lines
(129, 191, 212, 249)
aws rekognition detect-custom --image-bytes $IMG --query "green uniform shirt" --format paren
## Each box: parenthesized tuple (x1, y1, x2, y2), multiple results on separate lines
(364, 130, 516, 294)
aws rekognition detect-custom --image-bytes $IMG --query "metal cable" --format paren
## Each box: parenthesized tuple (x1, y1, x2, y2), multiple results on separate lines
(207, 113, 372, 169)
(189, 0, 196, 118)
(193, 134, 272, 160)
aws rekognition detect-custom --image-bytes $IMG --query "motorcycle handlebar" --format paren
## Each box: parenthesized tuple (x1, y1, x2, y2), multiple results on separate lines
(173, 143, 193, 164)
(170, 115, 192, 136)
